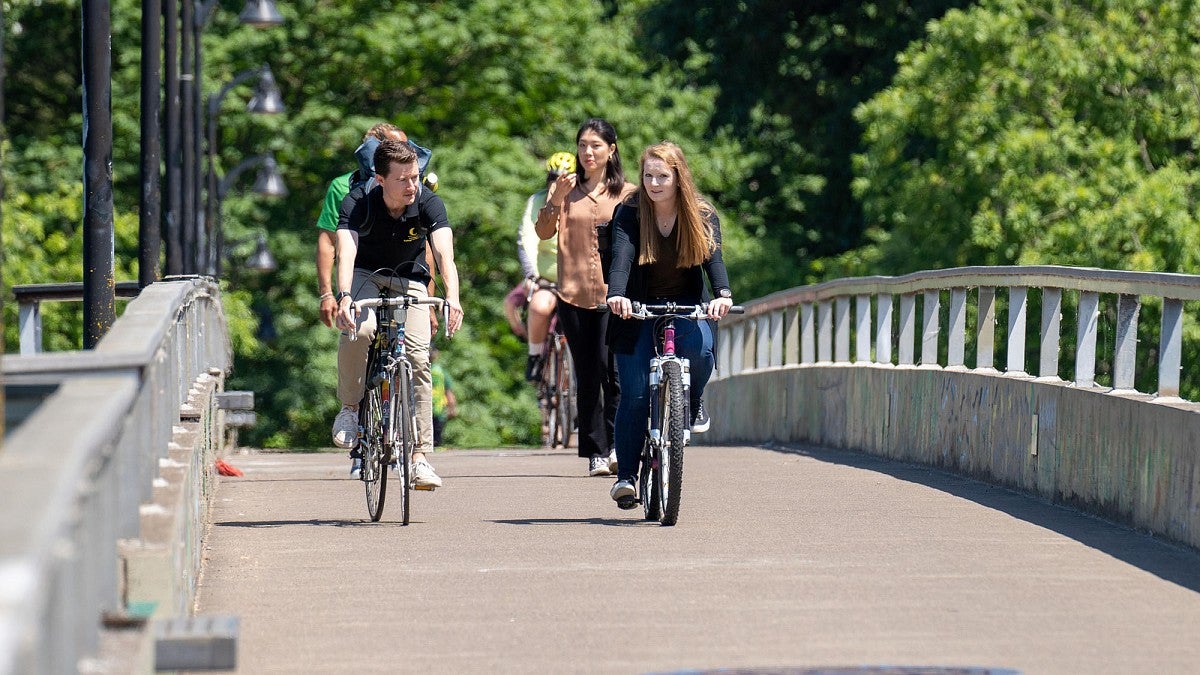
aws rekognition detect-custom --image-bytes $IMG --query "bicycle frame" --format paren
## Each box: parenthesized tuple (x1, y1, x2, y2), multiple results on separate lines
(615, 301, 743, 525)
(528, 279, 575, 448)
(352, 285, 446, 523)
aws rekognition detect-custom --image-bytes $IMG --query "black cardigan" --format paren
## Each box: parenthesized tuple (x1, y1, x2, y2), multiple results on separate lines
(605, 200, 732, 354)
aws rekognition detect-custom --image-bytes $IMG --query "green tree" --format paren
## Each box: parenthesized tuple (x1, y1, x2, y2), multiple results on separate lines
(853, 0, 1200, 274)
(637, 0, 973, 296)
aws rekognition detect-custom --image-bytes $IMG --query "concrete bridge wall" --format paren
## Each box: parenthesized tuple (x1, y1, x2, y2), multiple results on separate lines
(707, 365, 1200, 549)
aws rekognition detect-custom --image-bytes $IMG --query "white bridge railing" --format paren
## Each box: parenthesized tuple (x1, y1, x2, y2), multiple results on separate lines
(716, 265, 1200, 399)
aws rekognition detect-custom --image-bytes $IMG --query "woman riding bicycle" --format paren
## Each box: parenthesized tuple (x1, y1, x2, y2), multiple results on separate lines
(517, 152, 575, 381)
(604, 141, 733, 504)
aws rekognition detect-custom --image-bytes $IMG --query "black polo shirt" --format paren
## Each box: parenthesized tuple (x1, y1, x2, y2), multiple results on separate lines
(337, 184, 450, 283)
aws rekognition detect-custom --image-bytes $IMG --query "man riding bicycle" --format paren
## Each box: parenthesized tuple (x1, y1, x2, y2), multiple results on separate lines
(333, 140, 464, 489)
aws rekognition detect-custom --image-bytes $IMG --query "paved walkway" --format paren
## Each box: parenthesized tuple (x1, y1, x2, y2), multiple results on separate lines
(195, 444, 1200, 674)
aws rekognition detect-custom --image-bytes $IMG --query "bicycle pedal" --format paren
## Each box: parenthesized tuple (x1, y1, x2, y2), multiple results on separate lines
(412, 484, 437, 491)
(616, 496, 639, 510)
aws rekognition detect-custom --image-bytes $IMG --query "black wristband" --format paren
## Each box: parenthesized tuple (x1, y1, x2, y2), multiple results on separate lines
(336, 291, 352, 302)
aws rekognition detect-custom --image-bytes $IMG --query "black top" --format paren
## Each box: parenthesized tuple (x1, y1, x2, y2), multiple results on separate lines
(605, 200, 732, 353)
(337, 184, 449, 283)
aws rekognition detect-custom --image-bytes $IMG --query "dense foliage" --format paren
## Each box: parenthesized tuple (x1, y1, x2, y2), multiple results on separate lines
(8, 0, 1200, 443)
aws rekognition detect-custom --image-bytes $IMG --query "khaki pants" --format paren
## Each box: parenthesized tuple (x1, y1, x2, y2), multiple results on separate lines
(337, 270, 434, 454)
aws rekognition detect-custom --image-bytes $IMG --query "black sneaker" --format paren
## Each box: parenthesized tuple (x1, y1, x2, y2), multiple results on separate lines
(525, 353, 545, 382)
(691, 400, 710, 433)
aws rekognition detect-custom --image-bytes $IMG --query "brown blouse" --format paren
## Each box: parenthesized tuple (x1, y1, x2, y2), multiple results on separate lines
(535, 180, 636, 308)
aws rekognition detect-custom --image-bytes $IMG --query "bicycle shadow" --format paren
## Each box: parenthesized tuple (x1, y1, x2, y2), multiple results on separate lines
(214, 519, 413, 529)
(490, 517, 652, 528)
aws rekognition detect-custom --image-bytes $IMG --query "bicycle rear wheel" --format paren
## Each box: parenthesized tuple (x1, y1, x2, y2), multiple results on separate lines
(360, 386, 388, 522)
(555, 341, 575, 449)
(659, 360, 686, 526)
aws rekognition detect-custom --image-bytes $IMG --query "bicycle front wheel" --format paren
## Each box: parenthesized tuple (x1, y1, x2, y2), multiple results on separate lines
(639, 436, 660, 521)
(360, 386, 388, 522)
(555, 341, 576, 449)
(397, 366, 416, 525)
(659, 360, 686, 526)
(542, 346, 559, 448)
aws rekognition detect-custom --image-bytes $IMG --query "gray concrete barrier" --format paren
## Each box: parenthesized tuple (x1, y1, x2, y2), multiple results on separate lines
(0, 278, 231, 674)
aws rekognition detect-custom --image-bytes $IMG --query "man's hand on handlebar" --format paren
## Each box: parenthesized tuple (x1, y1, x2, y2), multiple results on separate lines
(335, 296, 357, 332)
(444, 299, 464, 337)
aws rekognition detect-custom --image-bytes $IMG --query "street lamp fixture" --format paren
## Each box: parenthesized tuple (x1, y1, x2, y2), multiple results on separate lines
(238, 0, 286, 28)
(251, 155, 289, 197)
(246, 234, 278, 272)
(246, 68, 285, 115)
(224, 232, 278, 273)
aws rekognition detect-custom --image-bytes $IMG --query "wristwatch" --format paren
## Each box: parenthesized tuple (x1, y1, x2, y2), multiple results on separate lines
(336, 291, 352, 303)
(718, 289, 732, 298)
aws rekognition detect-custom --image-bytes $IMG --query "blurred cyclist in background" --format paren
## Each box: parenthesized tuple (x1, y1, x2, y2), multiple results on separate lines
(517, 152, 576, 381)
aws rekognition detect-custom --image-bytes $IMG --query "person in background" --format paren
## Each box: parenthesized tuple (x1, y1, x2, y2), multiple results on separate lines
(604, 141, 733, 505)
(430, 347, 457, 446)
(519, 152, 576, 382)
(535, 119, 636, 476)
(315, 123, 405, 327)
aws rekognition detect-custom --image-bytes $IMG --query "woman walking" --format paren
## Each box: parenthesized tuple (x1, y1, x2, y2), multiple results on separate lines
(536, 119, 636, 476)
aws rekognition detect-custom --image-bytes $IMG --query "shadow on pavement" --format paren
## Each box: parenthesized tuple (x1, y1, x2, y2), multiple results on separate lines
(764, 442, 1200, 595)
(214, 519, 410, 528)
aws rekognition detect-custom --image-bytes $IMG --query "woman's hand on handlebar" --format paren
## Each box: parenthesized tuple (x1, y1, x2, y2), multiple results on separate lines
(607, 295, 633, 320)
(707, 297, 733, 320)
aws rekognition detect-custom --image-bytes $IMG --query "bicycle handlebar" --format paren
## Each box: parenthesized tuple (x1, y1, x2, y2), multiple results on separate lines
(598, 301, 746, 320)
(347, 295, 450, 340)
(354, 296, 445, 312)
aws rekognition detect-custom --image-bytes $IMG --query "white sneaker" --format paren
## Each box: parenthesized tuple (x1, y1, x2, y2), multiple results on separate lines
(609, 479, 635, 501)
(411, 459, 443, 489)
(606, 449, 618, 475)
(349, 457, 362, 479)
(332, 406, 358, 449)
(588, 455, 611, 476)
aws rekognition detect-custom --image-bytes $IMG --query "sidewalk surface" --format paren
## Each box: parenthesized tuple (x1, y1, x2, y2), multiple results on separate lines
(195, 444, 1200, 674)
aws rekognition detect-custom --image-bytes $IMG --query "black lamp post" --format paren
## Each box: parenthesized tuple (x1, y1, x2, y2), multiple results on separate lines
(213, 153, 287, 277)
(204, 66, 285, 275)
(191, 0, 285, 275)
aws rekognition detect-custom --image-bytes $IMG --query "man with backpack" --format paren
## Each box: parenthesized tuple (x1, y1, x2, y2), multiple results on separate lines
(315, 123, 433, 328)
(333, 139, 463, 488)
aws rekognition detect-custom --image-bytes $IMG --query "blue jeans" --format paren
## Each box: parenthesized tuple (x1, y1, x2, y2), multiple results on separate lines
(613, 318, 714, 482)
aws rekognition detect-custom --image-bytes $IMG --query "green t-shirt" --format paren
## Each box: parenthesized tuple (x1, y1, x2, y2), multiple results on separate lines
(432, 363, 452, 418)
(316, 171, 354, 232)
